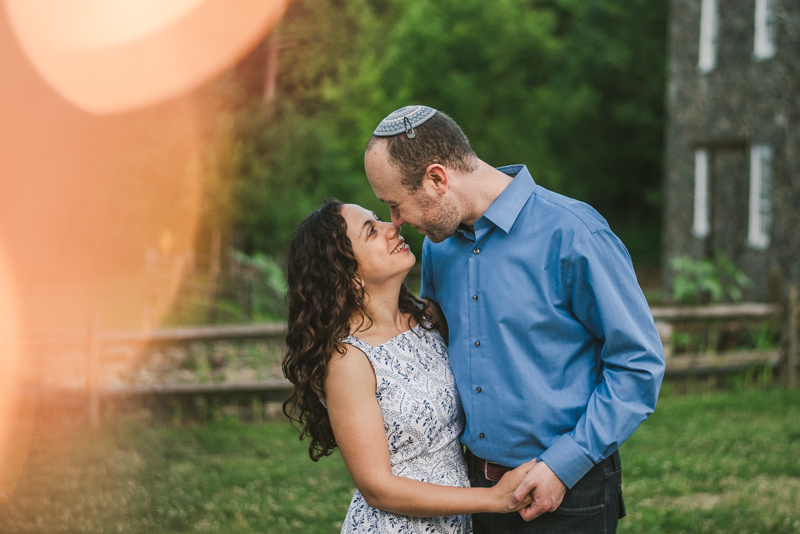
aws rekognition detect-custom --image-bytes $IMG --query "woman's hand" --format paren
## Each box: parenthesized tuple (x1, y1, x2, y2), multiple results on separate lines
(488, 459, 537, 513)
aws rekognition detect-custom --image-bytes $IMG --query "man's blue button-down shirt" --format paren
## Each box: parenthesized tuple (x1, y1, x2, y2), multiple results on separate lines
(420, 165, 665, 489)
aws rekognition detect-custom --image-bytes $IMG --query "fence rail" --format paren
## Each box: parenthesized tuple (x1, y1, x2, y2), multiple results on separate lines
(103, 323, 286, 344)
(21, 297, 800, 426)
(663, 349, 781, 377)
(650, 303, 781, 321)
(650, 301, 792, 381)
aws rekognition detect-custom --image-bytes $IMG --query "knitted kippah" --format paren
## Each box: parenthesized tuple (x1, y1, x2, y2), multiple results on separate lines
(373, 105, 437, 139)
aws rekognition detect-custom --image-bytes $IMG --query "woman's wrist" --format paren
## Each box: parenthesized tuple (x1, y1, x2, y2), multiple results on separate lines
(482, 485, 510, 514)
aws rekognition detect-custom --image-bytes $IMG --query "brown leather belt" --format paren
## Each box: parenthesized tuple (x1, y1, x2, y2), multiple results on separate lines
(473, 455, 512, 482)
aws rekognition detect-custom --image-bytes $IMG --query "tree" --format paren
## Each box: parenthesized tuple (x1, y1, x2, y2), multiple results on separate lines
(375, 0, 668, 265)
(232, 0, 389, 257)
(230, 0, 669, 267)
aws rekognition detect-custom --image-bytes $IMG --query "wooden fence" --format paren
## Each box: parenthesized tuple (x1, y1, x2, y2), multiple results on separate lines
(653, 302, 785, 378)
(95, 322, 290, 427)
(22, 294, 800, 427)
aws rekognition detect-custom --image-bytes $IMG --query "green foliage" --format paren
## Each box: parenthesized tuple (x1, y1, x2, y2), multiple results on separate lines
(722, 363, 775, 392)
(749, 321, 781, 350)
(233, 104, 367, 256)
(670, 257, 722, 304)
(378, 0, 667, 215)
(232, 250, 288, 319)
(669, 253, 751, 304)
(234, 251, 287, 296)
(232, 0, 392, 257)
(671, 330, 707, 354)
(231, 0, 668, 267)
(377, 0, 572, 187)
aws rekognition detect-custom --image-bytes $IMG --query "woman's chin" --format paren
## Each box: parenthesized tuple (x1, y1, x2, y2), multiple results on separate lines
(400, 255, 416, 278)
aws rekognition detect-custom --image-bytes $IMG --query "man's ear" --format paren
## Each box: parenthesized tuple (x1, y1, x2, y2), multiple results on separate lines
(424, 164, 449, 194)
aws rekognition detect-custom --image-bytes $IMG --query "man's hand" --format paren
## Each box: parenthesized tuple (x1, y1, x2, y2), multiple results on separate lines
(507, 460, 567, 522)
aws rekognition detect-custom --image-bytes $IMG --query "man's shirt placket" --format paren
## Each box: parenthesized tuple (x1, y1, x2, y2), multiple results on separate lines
(467, 221, 493, 450)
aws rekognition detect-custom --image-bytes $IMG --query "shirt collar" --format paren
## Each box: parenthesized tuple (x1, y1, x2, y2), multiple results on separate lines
(476, 165, 536, 234)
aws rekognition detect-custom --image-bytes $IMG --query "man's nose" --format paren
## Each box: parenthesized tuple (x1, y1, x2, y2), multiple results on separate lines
(390, 209, 404, 227)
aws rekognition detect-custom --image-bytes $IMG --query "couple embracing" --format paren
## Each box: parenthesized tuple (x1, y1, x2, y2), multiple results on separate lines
(283, 106, 665, 534)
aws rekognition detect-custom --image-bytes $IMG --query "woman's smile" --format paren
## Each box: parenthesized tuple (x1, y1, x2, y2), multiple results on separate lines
(391, 239, 409, 254)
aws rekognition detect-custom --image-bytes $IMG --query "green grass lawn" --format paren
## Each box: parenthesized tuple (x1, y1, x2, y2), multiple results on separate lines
(1, 388, 799, 533)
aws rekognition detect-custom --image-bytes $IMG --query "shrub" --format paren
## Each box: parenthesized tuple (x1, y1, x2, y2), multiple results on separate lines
(669, 253, 750, 305)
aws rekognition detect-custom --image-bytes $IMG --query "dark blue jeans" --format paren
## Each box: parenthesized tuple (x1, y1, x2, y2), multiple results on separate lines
(468, 450, 626, 534)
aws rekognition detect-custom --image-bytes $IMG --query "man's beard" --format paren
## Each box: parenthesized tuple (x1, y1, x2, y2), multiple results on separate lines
(417, 193, 461, 243)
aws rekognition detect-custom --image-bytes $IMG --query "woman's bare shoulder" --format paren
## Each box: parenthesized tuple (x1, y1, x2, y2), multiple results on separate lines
(325, 342, 375, 391)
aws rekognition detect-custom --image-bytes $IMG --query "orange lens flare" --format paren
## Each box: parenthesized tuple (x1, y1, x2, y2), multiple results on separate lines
(0, 241, 23, 498)
(4, 0, 289, 114)
(0, 0, 288, 498)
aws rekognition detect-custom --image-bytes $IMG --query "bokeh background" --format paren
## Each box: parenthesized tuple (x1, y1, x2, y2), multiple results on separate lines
(1, 1, 798, 533)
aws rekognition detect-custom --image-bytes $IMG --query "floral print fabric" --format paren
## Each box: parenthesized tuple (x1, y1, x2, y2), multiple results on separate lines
(339, 324, 471, 534)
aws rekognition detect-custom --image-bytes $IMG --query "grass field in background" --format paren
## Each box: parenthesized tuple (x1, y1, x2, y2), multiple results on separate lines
(1, 388, 798, 533)
(618, 388, 800, 534)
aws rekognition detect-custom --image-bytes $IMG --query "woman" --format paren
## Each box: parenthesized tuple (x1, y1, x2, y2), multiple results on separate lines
(282, 199, 534, 533)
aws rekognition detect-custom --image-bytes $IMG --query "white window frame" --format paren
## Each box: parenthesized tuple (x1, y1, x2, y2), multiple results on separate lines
(754, 0, 776, 60)
(699, 0, 719, 72)
(692, 149, 710, 238)
(747, 145, 772, 249)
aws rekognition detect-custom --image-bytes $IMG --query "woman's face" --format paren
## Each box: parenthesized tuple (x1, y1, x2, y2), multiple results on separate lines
(341, 203, 415, 287)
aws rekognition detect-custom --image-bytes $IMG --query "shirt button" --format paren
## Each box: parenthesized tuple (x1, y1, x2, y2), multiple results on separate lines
(472, 248, 480, 255)
(472, 295, 478, 301)
(479, 433, 485, 439)
(474, 341, 480, 347)
(476, 387, 482, 393)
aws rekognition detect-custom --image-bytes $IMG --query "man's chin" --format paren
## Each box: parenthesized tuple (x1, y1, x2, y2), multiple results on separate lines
(413, 227, 434, 241)
(424, 233, 447, 244)
(415, 224, 457, 243)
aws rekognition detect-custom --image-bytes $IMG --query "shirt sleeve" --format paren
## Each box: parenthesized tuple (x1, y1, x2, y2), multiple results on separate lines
(538, 229, 665, 489)
(420, 237, 436, 301)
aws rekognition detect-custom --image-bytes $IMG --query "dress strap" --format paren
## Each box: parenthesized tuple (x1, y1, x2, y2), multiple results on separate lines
(341, 334, 373, 354)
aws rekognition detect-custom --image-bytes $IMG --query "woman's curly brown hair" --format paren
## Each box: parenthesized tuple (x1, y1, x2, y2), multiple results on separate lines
(282, 199, 437, 461)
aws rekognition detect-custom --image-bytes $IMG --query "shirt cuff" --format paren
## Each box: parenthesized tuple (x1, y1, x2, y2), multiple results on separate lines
(538, 434, 595, 489)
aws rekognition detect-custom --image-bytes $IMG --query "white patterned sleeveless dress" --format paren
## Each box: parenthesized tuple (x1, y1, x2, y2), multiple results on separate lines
(339, 324, 472, 534)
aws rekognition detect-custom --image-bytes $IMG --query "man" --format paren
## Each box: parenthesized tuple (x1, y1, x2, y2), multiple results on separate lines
(365, 105, 665, 533)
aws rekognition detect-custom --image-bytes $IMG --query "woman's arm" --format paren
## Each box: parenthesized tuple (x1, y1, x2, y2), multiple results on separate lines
(325, 344, 533, 517)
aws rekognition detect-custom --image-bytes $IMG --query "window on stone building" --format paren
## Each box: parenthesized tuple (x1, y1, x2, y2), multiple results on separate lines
(692, 149, 710, 238)
(699, 0, 719, 72)
(754, 0, 777, 59)
(747, 145, 772, 249)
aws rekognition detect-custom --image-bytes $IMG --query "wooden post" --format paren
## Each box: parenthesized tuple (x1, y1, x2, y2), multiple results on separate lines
(87, 312, 102, 428)
(207, 226, 221, 324)
(263, 30, 294, 102)
(263, 31, 279, 102)
(788, 285, 798, 388)
(252, 395, 263, 425)
(172, 397, 182, 427)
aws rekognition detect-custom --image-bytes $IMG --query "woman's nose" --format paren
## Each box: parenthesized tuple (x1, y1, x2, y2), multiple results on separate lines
(388, 224, 402, 238)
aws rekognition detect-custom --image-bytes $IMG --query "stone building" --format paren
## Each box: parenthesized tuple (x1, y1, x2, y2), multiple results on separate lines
(663, 0, 799, 302)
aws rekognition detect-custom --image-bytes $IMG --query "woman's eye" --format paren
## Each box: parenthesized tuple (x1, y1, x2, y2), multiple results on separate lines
(369, 226, 377, 235)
